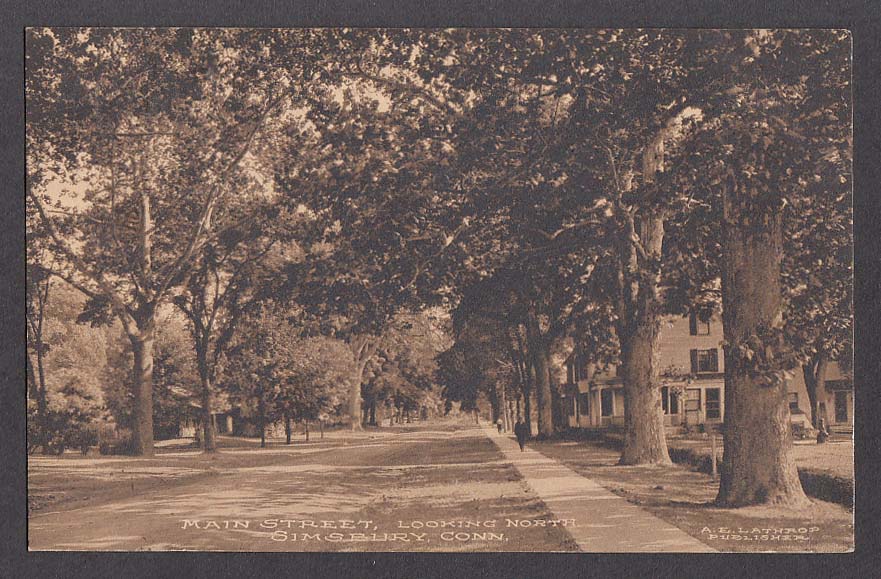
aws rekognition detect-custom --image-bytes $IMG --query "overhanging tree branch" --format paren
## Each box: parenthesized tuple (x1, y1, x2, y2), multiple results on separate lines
(28, 189, 138, 332)
(153, 94, 284, 300)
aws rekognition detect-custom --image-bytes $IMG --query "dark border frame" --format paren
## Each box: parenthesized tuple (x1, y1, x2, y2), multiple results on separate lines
(4, 2, 879, 577)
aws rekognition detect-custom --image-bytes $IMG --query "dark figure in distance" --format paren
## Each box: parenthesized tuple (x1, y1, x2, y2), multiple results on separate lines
(514, 419, 529, 452)
(817, 417, 829, 444)
(496, 418, 504, 434)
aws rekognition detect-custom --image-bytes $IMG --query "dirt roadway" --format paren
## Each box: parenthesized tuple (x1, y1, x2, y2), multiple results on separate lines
(28, 421, 852, 552)
(28, 423, 578, 552)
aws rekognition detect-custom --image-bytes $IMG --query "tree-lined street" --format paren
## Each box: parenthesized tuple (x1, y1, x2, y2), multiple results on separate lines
(27, 28, 852, 552)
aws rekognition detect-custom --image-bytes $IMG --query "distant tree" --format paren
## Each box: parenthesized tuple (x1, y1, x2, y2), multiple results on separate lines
(276, 336, 353, 443)
(362, 310, 450, 425)
(222, 310, 352, 446)
(172, 200, 302, 451)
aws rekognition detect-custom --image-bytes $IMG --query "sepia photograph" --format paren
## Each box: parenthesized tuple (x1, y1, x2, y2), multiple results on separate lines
(25, 27, 853, 553)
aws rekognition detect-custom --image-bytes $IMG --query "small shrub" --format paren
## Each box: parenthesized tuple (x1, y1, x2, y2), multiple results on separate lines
(78, 428, 99, 455)
(109, 435, 135, 455)
(97, 428, 134, 455)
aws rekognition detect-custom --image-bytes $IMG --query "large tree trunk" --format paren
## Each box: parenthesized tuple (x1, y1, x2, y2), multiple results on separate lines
(129, 189, 156, 457)
(619, 317, 671, 465)
(803, 354, 828, 428)
(130, 327, 155, 456)
(284, 413, 292, 445)
(549, 370, 566, 434)
(523, 360, 538, 436)
(525, 314, 554, 437)
(532, 349, 554, 437)
(528, 388, 539, 436)
(716, 200, 809, 508)
(616, 210, 671, 465)
(348, 336, 375, 431)
(612, 115, 696, 465)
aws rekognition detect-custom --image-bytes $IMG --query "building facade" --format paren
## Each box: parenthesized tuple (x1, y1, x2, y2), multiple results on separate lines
(559, 313, 852, 431)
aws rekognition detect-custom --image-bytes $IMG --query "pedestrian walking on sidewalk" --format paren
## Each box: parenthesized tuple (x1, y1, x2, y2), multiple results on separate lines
(514, 419, 529, 451)
(496, 418, 504, 434)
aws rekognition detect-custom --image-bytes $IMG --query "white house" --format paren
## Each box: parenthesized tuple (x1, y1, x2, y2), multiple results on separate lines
(558, 313, 850, 433)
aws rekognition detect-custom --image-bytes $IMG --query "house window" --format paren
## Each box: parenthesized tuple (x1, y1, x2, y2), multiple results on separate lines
(567, 397, 576, 416)
(601, 389, 614, 417)
(690, 348, 719, 373)
(578, 392, 590, 416)
(689, 313, 711, 336)
(705, 388, 721, 419)
(685, 388, 701, 412)
(661, 386, 679, 415)
(788, 392, 799, 412)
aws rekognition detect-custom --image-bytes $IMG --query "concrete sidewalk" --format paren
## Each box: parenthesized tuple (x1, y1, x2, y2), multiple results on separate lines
(484, 426, 715, 552)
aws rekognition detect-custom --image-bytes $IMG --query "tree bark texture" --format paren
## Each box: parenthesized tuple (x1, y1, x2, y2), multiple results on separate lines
(716, 197, 809, 507)
(349, 362, 365, 431)
(130, 326, 156, 456)
(525, 313, 555, 437)
(619, 310, 671, 465)
(617, 212, 671, 465)
(348, 336, 374, 431)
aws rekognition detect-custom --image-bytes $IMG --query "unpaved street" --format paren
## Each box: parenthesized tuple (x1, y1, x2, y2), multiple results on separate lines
(29, 423, 577, 551)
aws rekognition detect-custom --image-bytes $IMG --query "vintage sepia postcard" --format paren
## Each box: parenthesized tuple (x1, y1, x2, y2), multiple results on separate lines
(25, 27, 853, 553)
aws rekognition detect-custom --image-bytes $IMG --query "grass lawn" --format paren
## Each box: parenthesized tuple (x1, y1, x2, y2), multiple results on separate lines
(667, 436, 853, 479)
